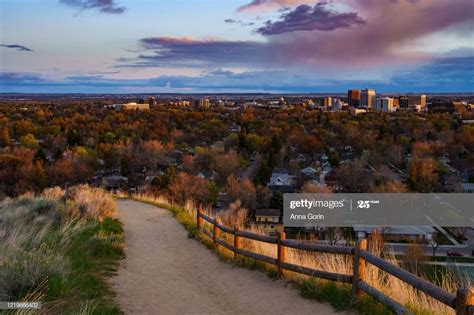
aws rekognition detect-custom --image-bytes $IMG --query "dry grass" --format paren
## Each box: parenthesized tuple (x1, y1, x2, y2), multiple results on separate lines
(66, 185, 116, 220)
(0, 185, 121, 314)
(128, 192, 467, 315)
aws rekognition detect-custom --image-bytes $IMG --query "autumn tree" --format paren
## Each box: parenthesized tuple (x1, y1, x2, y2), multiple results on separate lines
(20, 133, 39, 149)
(31, 160, 47, 192)
(182, 154, 197, 175)
(212, 150, 240, 185)
(0, 147, 35, 196)
(138, 140, 166, 171)
(336, 159, 372, 192)
(98, 143, 121, 174)
(47, 155, 74, 186)
(375, 180, 407, 192)
(301, 181, 333, 193)
(168, 172, 212, 206)
(0, 128, 9, 147)
(404, 242, 427, 275)
(408, 158, 438, 192)
(225, 176, 257, 211)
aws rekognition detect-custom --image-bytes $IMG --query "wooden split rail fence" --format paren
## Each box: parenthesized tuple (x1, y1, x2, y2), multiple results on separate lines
(197, 208, 474, 315)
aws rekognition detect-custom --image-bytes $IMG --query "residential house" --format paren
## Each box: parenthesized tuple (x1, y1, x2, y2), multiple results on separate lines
(197, 170, 217, 181)
(229, 124, 241, 133)
(296, 153, 311, 164)
(102, 175, 128, 191)
(254, 209, 283, 234)
(267, 169, 297, 193)
(299, 167, 319, 186)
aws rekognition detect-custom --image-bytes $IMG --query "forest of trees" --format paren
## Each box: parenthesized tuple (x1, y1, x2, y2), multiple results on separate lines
(0, 99, 473, 213)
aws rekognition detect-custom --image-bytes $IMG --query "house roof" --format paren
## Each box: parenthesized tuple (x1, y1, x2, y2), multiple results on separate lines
(268, 170, 296, 186)
(255, 209, 281, 217)
(301, 167, 317, 174)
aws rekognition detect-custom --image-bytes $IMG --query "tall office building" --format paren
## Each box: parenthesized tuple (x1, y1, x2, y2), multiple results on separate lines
(347, 90, 361, 107)
(399, 95, 427, 112)
(420, 95, 427, 110)
(198, 98, 210, 109)
(360, 89, 376, 109)
(323, 97, 332, 109)
(375, 97, 395, 112)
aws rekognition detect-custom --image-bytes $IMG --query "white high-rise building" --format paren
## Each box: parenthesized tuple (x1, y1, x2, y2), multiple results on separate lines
(198, 98, 210, 109)
(360, 89, 376, 109)
(323, 97, 332, 109)
(375, 97, 395, 112)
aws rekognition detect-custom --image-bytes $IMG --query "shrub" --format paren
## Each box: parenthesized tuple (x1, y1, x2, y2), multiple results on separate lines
(27, 199, 64, 225)
(0, 243, 69, 300)
(41, 186, 65, 201)
(66, 185, 116, 220)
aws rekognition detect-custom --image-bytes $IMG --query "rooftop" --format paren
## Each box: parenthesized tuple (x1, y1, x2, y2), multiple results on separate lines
(255, 209, 281, 217)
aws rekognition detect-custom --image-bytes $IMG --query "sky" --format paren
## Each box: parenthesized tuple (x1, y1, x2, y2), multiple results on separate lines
(0, 0, 473, 93)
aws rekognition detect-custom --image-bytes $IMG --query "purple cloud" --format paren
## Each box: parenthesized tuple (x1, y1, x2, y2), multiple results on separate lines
(0, 44, 33, 52)
(238, 0, 314, 12)
(60, 0, 126, 14)
(120, 0, 473, 71)
(259, 0, 474, 68)
(0, 72, 45, 84)
(256, 3, 365, 35)
(224, 19, 255, 26)
(126, 37, 271, 68)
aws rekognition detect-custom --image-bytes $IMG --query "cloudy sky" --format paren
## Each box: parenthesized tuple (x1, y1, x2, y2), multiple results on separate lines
(1, 0, 473, 93)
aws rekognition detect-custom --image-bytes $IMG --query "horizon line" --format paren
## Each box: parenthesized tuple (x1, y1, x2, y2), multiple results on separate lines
(1, 92, 474, 96)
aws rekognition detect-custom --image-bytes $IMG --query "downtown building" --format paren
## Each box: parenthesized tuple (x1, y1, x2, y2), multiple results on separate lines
(399, 95, 426, 112)
(360, 89, 376, 109)
(375, 97, 396, 112)
(347, 89, 361, 107)
(322, 97, 332, 110)
(195, 98, 210, 109)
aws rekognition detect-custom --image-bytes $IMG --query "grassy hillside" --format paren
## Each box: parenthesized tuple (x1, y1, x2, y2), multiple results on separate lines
(0, 185, 124, 314)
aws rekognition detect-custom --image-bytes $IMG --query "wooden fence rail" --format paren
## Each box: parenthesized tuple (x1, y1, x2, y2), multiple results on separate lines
(196, 208, 474, 315)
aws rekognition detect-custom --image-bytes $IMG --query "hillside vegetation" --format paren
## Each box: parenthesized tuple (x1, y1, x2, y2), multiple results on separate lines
(0, 185, 124, 314)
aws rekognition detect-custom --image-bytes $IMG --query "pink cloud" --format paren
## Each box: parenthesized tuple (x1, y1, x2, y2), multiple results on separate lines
(260, 0, 474, 68)
(238, 0, 313, 12)
(130, 0, 473, 70)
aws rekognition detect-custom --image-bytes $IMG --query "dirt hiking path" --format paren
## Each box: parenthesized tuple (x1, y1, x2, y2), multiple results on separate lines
(112, 199, 349, 315)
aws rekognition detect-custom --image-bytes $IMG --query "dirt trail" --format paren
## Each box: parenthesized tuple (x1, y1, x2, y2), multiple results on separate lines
(112, 199, 350, 315)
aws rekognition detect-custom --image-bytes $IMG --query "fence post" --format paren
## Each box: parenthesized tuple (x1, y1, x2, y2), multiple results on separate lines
(213, 218, 220, 249)
(196, 208, 203, 230)
(352, 238, 367, 298)
(277, 231, 286, 278)
(456, 287, 474, 315)
(233, 228, 240, 259)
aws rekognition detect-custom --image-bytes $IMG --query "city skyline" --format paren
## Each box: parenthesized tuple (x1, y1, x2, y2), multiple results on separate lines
(1, 0, 473, 93)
